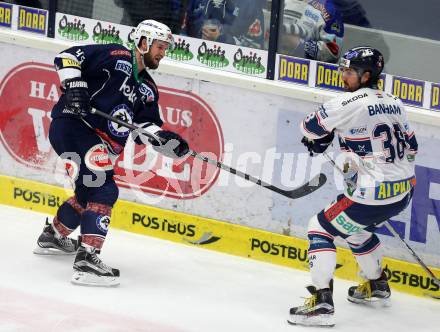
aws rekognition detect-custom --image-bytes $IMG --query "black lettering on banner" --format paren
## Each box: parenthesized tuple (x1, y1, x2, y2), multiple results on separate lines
(233, 48, 261, 68)
(13, 187, 62, 207)
(197, 41, 225, 61)
(384, 266, 439, 291)
(131, 213, 196, 237)
(250, 238, 308, 261)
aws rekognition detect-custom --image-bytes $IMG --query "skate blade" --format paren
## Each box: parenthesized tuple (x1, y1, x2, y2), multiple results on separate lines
(287, 314, 335, 327)
(33, 246, 76, 256)
(71, 271, 120, 287)
(347, 296, 391, 307)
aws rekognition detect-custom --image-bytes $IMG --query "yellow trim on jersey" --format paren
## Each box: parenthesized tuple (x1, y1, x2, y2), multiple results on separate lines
(61, 58, 81, 69)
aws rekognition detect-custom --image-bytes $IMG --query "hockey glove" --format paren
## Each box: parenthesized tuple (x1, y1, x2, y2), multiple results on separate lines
(301, 131, 335, 156)
(64, 78, 91, 117)
(304, 40, 319, 60)
(150, 130, 189, 158)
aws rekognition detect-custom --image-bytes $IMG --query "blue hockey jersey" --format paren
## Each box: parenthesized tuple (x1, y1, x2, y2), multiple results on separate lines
(53, 43, 163, 154)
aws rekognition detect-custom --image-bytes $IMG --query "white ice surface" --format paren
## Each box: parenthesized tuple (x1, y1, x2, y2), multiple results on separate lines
(0, 204, 439, 332)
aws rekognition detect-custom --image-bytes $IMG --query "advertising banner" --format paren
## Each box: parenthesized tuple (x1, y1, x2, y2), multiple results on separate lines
(0, 2, 12, 29)
(0, 41, 439, 272)
(0, 2, 47, 35)
(17, 5, 47, 35)
(276, 54, 437, 112)
(430, 83, 440, 111)
(54, 12, 268, 78)
(2, 174, 438, 298)
(0, 61, 223, 200)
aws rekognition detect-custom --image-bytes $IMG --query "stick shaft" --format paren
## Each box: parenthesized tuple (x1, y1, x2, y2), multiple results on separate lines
(91, 108, 319, 198)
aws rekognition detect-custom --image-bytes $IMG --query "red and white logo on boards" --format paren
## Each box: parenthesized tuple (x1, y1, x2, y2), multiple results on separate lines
(0, 62, 224, 199)
(115, 86, 224, 199)
(0, 63, 59, 168)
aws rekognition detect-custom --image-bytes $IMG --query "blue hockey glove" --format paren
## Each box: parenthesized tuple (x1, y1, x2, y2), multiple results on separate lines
(301, 131, 334, 156)
(64, 78, 91, 116)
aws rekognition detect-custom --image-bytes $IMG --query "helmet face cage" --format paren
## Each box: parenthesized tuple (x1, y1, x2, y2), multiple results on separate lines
(339, 46, 384, 87)
(134, 20, 175, 54)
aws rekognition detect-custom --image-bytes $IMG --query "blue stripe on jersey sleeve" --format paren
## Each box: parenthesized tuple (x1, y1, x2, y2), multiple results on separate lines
(303, 112, 330, 137)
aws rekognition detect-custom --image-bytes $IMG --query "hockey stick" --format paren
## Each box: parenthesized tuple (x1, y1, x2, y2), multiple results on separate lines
(89, 108, 327, 199)
(322, 152, 440, 289)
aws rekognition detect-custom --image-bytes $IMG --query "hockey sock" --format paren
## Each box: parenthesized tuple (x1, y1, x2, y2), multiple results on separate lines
(53, 196, 85, 237)
(308, 215, 336, 289)
(80, 202, 112, 250)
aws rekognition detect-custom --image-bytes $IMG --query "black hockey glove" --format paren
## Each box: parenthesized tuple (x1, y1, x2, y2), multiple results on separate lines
(301, 131, 335, 156)
(150, 130, 189, 158)
(64, 78, 91, 117)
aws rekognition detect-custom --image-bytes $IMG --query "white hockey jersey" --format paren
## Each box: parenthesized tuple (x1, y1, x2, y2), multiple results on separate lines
(301, 87, 418, 205)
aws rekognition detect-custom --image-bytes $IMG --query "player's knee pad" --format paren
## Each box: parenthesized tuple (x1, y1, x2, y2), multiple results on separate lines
(347, 233, 381, 256)
(307, 215, 336, 253)
(87, 178, 119, 207)
(348, 233, 382, 280)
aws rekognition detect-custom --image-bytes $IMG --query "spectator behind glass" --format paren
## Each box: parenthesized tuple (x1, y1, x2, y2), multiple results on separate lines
(332, 0, 370, 27)
(280, 0, 344, 63)
(183, 0, 265, 49)
(4, 0, 44, 9)
(114, 0, 185, 33)
(57, 0, 94, 18)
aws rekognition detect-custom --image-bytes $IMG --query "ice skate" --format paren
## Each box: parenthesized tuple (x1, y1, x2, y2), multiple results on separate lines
(347, 272, 391, 306)
(71, 245, 120, 287)
(288, 285, 335, 327)
(33, 222, 78, 255)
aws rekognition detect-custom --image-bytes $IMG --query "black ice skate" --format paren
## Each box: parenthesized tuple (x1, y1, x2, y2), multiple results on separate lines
(347, 271, 391, 306)
(33, 222, 78, 255)
(72, 245, 120, 287)
(287, 285, 335, 327)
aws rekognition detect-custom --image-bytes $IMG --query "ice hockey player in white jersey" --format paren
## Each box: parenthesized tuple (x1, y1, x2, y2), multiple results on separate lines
(288, 46, 418, 327)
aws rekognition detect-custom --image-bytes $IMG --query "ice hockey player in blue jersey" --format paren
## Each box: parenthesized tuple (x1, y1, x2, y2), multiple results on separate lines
(287, 47, 418, 327)
(33, 20, 189, 287)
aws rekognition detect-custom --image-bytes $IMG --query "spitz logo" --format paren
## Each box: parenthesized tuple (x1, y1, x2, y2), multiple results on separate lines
(349, 126, 367, 136)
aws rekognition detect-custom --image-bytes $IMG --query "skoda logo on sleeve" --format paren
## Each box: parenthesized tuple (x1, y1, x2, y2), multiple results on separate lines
(108, 104, 133, 137)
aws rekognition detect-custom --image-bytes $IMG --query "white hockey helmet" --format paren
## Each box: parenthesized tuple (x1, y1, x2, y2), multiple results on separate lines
(133, 19, 174, 54)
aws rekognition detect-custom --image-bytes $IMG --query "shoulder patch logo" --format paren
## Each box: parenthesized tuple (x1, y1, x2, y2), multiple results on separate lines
(139, 83, 155, 102)
(115, 60, 132, 76)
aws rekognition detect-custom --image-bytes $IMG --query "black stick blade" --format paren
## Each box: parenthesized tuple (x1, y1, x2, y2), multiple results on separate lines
(268, 173, 327, 199)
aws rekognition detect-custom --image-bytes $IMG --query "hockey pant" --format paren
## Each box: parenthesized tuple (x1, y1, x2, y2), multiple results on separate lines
(307, 193, 412, 289)
(48, 117, 119, 250)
